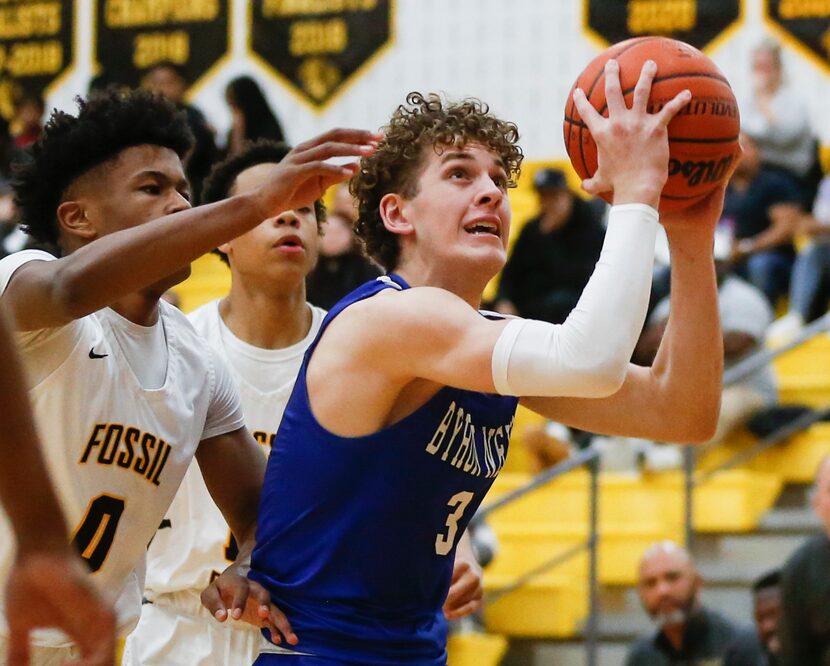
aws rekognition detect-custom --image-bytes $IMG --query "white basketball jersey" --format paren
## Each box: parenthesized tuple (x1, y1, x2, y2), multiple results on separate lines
(144, 299, 325, 594)
(0, 251, 245, 647)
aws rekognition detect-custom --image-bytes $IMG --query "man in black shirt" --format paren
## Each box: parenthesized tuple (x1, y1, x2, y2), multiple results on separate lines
(723, 134, 801, 306)
(627, 541, 762, 665)
(494, 168, 605, 323)
(779, 457, 830, 666)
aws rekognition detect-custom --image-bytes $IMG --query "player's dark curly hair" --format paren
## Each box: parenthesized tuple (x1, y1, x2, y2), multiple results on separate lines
(351, 92, 523, 271)
(201, 139, 326, 266)
(12, 88, 193, 246)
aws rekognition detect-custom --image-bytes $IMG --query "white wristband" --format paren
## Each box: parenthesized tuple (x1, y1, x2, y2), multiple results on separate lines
(491, 203, 658, 398)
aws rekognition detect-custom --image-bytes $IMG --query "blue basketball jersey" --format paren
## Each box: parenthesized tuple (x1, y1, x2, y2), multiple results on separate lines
(250, 275, 518, 665)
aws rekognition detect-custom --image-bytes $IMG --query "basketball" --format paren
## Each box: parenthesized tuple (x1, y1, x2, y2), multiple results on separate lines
(563, 36, 740, 212)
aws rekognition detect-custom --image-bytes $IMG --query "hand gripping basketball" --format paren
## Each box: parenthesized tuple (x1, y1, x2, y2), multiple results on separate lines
(571, 59, 691, 208)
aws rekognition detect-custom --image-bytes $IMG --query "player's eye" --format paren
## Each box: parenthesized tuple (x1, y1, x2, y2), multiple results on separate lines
(298, 206, 313, 214)
(139, 184, 161, 195)
(449, 168, 468, 179)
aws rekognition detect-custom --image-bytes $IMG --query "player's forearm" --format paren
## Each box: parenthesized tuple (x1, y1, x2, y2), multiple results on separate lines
(49, 193, 267, 320)
(0, 313, 68, 553)
(650, 228, 722, 441)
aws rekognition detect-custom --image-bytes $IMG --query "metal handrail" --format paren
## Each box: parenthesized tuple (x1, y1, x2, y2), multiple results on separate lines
(476, 446, 601, 666)
(723, 311, 830, 386)
(684, 315, 830, 546)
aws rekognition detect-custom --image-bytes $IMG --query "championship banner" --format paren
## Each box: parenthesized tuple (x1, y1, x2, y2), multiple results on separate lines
(250, 0, 393, 108)
(767, 0, 830, 72)
(0, 0, 76, 119)
(95, 0, 230, 90)
(585, 0, 742, 51)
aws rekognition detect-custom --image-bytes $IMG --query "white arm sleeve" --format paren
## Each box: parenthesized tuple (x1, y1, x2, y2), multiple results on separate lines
(491, 203, 659, 398)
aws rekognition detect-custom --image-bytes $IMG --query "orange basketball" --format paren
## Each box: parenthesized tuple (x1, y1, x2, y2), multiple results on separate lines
(563, 36, 740, 213)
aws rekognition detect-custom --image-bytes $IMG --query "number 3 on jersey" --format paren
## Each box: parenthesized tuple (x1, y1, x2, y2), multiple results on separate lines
(435, 491, 474, 556)
(72, 494, 126, 572)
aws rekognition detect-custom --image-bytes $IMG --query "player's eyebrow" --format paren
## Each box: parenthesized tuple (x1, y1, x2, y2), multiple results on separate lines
(132, 169, 190, 192)
(440, 151, 507, 171)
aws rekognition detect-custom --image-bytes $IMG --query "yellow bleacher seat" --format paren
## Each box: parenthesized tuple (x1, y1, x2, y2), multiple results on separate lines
(171, 254, 231, 313)
(751, 423, 830, 483)
(446, 632, 508, 666)
(649, 470, 782, 533)
(501, 405, 548, 473)
(484, 573, 587, 637)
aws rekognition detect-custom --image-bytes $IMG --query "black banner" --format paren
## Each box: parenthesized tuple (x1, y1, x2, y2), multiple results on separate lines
(0, 0, 75, 119)
(586, 0, 741, 50)
(250, 0, 392, 107)
(767, 1, 830, 69)
(95, 0, 230, 90)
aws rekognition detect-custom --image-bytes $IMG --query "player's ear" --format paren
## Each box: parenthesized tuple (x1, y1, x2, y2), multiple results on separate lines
(56, 201, 98, 242)
(379, 193, 414, 237)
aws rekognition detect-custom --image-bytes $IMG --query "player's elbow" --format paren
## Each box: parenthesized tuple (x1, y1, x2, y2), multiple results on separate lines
(667, 397, 721, 444)
(577, 356, 628, 398)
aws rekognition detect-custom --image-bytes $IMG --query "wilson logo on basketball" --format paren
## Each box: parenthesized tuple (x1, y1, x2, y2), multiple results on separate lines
(668, 154, 735, 187)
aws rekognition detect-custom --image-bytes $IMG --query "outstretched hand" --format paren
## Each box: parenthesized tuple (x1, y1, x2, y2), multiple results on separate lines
(572, 59, 691, 207)
(257, 127, 382, 218)
(201, 567, 298, 647)
(5, 550, 116, 666)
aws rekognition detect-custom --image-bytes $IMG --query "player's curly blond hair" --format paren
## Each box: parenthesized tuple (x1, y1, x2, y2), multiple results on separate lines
(351, 92, 523, 271)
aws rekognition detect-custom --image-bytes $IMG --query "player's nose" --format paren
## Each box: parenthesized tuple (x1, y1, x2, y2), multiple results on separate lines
(274, 211, 300, 228)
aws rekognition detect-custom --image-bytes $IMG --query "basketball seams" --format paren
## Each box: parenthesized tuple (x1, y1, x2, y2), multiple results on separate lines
(577, 36, 659, 181)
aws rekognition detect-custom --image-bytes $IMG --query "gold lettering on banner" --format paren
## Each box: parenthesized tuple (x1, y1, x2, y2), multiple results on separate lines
(627, 0, 696, 34)
(780, 0, 830, 18)
(289, 18, 347, 56)
(0, 2, 61, 40)
(263, 0, 376, 17)
(0, 40, 62, 76)
(105, 0, 218, 28)
(133, 30, 189, 68)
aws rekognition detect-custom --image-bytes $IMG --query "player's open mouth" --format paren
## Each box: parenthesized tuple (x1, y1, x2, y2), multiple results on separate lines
(463, 219, 500, 237)
(274, 235, 305, 252)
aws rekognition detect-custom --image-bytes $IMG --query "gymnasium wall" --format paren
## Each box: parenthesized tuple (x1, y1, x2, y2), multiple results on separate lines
(8, 0, 830, 162)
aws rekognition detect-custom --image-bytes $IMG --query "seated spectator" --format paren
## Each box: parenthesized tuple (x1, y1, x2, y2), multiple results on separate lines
(306, 199, 381, 309)
(626, 541, 762, 665)
(225, 76, 285, 156)
(494, 167, 605, 323)
(755, 571, 782, 665)
(635, 229, 777, 447)
(779, 457, 830, 665)
(741, 39, 819, 208)
(142, 61, 218, 203)
(768, 174, 830, 342)
(723, 133, 801, 306)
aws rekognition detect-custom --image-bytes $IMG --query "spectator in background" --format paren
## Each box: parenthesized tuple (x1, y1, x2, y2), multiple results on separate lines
(11, 93, 44, 149)
(778, 457, 830, 666)
(306, 203, 381, 309)
(723, 133, 801, 307)
(635, 228, 777, 447)
(494, 167, 605, 323)
(741, 39, 819, 208)
(768, 175, 830, 342)
(626, 541, 762, 666)
(225, 76, 285, 157)
(754, 571, 782, 665)
(142, 61, 219, 203)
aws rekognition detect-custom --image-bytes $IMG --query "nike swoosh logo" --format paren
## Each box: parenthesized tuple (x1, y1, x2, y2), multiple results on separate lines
(88, 348, 108, 359)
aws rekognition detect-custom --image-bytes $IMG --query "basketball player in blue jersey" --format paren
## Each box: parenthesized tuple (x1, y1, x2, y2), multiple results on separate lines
(204, 61, 725, 664)
(0, 89, 378, 664)
(0, 310, 115, 666)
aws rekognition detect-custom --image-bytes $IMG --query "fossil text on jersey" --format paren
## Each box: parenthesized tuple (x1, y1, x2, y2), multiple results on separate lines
(79, 423, 172, 486)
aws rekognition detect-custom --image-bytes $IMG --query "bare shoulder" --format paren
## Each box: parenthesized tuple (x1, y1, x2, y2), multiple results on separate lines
(321, 286, 480, 348)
